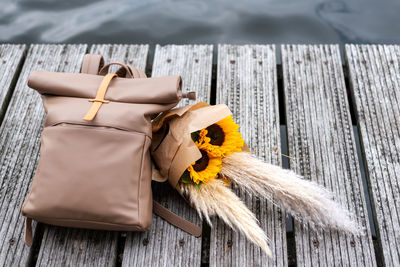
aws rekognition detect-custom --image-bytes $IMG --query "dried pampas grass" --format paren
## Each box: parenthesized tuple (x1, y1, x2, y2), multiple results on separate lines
(220, 152, 362, 235)
(179, 178, 272, 257)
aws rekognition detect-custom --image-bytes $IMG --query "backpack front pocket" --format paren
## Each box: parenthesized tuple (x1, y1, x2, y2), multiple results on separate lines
(22, 123, 152, 230)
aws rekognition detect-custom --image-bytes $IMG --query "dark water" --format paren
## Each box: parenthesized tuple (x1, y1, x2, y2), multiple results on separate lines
(1, 0, 400, 46)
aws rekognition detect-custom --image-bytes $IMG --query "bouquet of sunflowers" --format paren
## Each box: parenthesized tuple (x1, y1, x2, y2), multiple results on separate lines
(180, 114, 243, 187)
(151, 102, 361, 256)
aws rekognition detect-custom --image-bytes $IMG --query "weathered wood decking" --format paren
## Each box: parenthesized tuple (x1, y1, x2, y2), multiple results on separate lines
(282, 45, 375, 266)
(0, 43, 399, 266)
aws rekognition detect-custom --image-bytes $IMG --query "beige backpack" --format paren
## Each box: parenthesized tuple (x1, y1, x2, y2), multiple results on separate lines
(21, 54, 201, 246)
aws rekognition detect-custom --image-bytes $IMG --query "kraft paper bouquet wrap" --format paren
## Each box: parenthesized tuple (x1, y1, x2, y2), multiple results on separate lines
(151, 102, 361, 257)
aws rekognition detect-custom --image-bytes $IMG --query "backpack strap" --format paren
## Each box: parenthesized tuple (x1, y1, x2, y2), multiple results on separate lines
(24, 217, 33, 246)
(99, 62, 147, 79)
(83, 73, 117, 121)
(81, 54, 147, 78)
(23, 200, 201, 246)
(81, 54, 104, 75)
(153, 200, 201, 237)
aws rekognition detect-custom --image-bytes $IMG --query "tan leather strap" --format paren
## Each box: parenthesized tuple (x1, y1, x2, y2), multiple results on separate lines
(126, 64, 147, 78)
(153, 200, 201, 237)
(24, 203, 201, 246)
(99, 62, 147, 79)
(81, 54, 146, 79)
(81, 54, 104, 75)
(23, 202, 201, 246)
(24, 217, 33, 246)
(182, 92, 196, 100)
(83, 73, 117, 121)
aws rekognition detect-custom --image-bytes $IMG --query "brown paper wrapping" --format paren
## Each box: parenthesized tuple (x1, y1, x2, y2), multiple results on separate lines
(151, 102, 232, 188)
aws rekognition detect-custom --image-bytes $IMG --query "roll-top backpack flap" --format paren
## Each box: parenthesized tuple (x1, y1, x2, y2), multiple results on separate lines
(21, 57, 195, 245)
(27, 70, 184, 136)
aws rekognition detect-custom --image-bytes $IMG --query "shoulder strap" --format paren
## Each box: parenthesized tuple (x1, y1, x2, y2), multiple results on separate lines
(24, 217, 33, 246)
(153, 200, 202, 237)
(99, 62, 147, 78)
(81, 54, 147, 78)
(24, 201, 201, 246)
(81, 54, 104, 75)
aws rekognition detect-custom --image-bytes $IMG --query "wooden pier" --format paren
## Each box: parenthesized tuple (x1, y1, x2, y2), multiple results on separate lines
(0, 43, 399, 266)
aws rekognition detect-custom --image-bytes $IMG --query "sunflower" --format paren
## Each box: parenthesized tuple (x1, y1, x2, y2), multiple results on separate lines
(197, 116, 244, 157)
(183, 148, 222, 185)
(180, 115, 243, 187)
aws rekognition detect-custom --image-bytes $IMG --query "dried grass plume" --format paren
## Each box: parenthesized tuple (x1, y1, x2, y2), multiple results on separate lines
(220, 152, 362, 234)
(179, 178, 272, 257)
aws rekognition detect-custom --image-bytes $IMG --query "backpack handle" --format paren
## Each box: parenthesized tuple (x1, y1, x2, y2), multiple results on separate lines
(81, 54, 147, 78)
(99, 62, 147, 78)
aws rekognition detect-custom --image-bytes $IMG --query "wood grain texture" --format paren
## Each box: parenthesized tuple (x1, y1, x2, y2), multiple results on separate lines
(0, 44, 87, 267)
(122, 44, 213, 267)
(0, 44, 25, 121)
(345, 44, 400, 266)
(36, 44, 149, 267)
(281, 44, 376, 267)
(209, 44, 287, 267)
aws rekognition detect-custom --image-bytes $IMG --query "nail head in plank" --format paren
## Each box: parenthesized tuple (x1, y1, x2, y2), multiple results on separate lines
(0, 44, 87, 267)
(210, 44, 287, 267)
(281, 44, 376, 266)
(122, 44, 213, 267)
(345, 44, 400, 266)
(35, 44, 150, 267)
(0, 44, 26, 123)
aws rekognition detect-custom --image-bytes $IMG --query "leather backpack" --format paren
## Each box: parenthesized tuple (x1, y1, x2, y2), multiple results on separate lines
(21, 54, 201, 246)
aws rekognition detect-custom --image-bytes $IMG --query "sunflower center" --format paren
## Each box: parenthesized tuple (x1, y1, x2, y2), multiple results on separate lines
(206, 124, 225, 146)
(193, 149, 209, 172)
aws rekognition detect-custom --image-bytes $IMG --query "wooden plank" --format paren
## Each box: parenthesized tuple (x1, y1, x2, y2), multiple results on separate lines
(36, 44, 149, 267)
(122, 44, 213, 267)
(281, 44, 376, 266)
(0, 44, 25, 122)
(209, 44, 287, 266)
(345, 44, 400, 266)
(0, 44, 87, 267)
